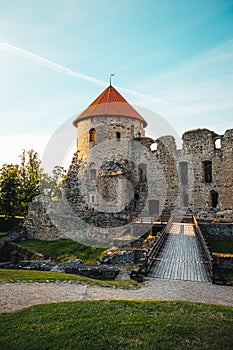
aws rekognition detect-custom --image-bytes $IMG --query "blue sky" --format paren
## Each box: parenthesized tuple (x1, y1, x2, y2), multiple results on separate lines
(0, 0, 233, 168)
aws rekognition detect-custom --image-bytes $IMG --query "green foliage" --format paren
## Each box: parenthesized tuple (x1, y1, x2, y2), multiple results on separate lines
(209, 240, 233, 254)
(40, 165, 66, 200)
(184, 128, 212, 134)
(17, 239, 107, 263)
(0, 164, 22, 218)
(0, 300, 233, 350)
(19, 149, 41, 208)
(0, 150, 40, 218)
(0, 269, 138, 288)
(0, 150, 66, 222)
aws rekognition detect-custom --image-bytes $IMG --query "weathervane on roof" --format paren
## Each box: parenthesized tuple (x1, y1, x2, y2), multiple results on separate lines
(110, 73, 115, 86)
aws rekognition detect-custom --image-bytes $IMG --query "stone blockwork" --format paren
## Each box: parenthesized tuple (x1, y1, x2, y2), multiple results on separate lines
(68, 86, 233, 224)
(24, 196, 66, 241)
(181, 129, 233, 215)
(76, 116, 145, 162)
(23, 128, 233, 244)
(66, 130, 232, 241)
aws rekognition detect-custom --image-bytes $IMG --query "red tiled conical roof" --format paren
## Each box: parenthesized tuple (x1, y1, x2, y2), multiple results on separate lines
(73, 85, 147, 127)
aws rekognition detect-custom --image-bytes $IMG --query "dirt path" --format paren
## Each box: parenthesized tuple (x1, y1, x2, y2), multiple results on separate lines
(0, 279, 232, 314)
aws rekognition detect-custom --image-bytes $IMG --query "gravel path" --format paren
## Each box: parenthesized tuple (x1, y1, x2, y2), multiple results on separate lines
(0, 278, 232, 314)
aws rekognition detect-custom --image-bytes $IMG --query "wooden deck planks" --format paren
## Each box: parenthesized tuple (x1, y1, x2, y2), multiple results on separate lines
(148, 223, 212, 282)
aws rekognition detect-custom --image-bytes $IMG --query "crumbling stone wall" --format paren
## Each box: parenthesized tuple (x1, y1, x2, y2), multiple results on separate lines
(141, 128, 233, 219)
(181, 128, 233, 215)
(24, 126, 233, 244)
(24, 196, 66, 241)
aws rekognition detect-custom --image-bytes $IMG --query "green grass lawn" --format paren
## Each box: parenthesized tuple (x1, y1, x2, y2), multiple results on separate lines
(17, 239, 107, 263)
(208, 240, 233, 254)
(208, 240, 233, 285)
(0, 300, 233, 350)
(223, 271, 233, 285)
(0, 268, 138, 289)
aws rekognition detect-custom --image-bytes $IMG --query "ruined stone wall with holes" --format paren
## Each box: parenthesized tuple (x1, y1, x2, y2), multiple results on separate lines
(23, 127, 233, 244)
(68, 125, 233, 222)
(154, 128, 233, 221)
(181, 128, 233, 219)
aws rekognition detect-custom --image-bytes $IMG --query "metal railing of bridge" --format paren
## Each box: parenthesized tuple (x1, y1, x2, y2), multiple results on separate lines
(193, 216, 231, 285)
(135, 215, 174, 276)
(192, 216, 214, 282)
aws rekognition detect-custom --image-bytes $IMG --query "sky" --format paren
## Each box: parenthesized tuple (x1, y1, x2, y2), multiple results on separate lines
(0, 0, 233, 169)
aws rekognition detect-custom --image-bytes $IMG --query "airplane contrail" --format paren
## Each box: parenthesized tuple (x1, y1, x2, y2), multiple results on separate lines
(0, 40, 171, 105)
(0, 41, 107, 87)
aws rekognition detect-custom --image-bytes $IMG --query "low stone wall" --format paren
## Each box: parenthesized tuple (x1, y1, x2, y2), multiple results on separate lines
(0, 227, 27, 242)
(0, 259, 120, 280)
(199, 223, 233, 241)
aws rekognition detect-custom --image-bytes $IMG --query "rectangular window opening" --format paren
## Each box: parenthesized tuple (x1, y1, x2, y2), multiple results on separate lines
(203, 161, 212, 183)
(179, 162, 188, 185)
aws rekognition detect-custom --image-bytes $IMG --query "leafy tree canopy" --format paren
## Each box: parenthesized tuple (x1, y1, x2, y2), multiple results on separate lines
(0, 150, 66, 219)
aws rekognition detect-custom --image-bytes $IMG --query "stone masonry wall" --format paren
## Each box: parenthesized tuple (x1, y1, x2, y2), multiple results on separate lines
(24, 127, 233, 243)
(77, 116, 145, 161)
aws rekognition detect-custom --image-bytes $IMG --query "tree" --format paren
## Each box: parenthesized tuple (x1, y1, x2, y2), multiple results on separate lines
(0, 150, 67, 219)
(19, 149, 41, 214)
(0, 164, 21, 218)
(40, 166, 66, 200)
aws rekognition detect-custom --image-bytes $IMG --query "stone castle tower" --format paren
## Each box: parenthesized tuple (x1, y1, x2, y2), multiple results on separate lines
(24, 85, 233, 243)
(72, 85, 147, 162)
(65, 85, 233, 223)
(65, 84, 165, 224)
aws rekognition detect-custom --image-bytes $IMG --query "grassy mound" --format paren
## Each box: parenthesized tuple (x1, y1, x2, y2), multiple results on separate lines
(0, 300, 233, 349)
(0, 269, 138, 289)
(17, 239, 107, 263)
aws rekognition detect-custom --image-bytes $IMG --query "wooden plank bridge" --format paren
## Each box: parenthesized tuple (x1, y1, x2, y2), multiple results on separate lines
(141, 216, 214, 283)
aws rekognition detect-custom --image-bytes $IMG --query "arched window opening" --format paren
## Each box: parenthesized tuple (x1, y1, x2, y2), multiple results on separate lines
(139, 163, 147, 182)
(210, 190, 218, 208)
(215, 138, 221, 149)
(90, 169, 97, 180)
(116, 131, 121, 141)
(150, 142, 157, 152)
(89, 128, 96, 142)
